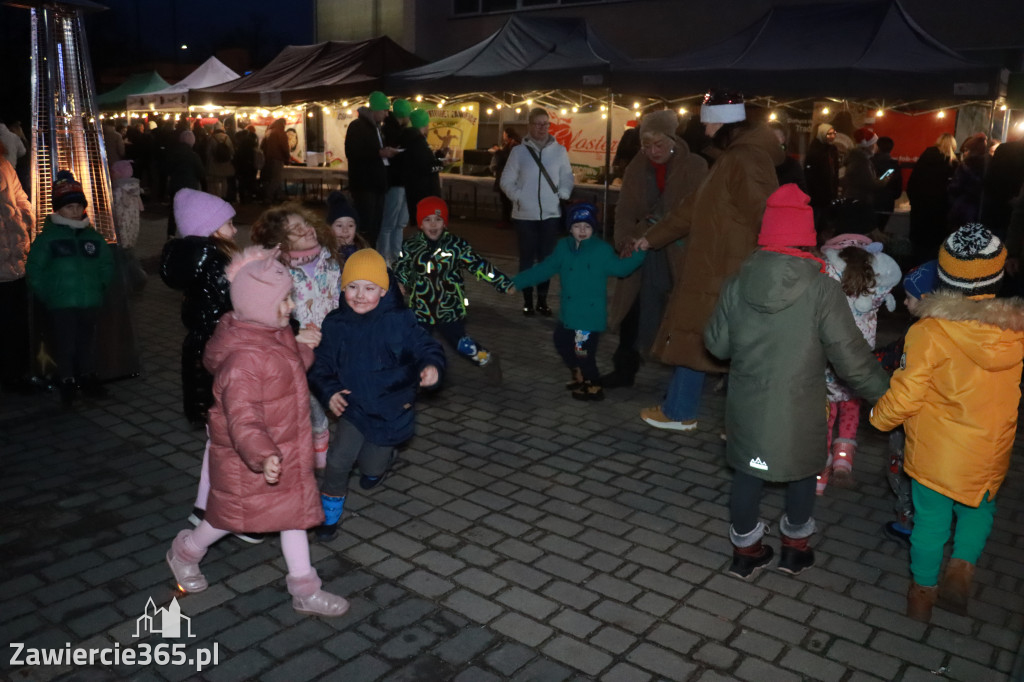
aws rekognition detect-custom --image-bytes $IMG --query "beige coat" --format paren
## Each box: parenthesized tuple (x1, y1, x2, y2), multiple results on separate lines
(608, 139, 707, 330)
(645, 125, 785, 371)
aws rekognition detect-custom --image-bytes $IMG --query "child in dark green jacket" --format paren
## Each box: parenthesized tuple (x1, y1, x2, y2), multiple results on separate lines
(514, 203, 645, 401)
(26, 170, 114, 406)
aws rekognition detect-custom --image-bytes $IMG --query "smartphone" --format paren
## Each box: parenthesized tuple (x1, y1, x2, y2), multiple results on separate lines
(880, 168, 895, 180)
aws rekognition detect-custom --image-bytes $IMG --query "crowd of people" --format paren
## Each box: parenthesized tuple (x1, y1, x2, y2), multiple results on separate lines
(3, 88, 1024, 626)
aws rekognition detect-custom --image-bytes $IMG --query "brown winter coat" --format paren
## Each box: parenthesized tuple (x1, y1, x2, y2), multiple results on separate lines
(202, 313, 324, 533)
(644, 125, 785, 371)
(608, 139, 708, 330)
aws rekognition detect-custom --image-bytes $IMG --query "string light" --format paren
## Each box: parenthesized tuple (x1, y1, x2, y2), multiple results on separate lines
(633, 102, 640, 109)
(937, 110, 946, 118)
(876, 109, 884, 117)
(821, 107, 830, 115)
(495, 104, 502, 110)
(560, 108, 567, 115)
(768, 112, 777, 121)
(601, 113, 607, 120)
(486, 108, 493, 115)
(515, 107, 521, 114)
(678, 107, 686, 115)
(1000, 104, 1008, 111)
(415, 95, 423, 102)
(526, 99, 533, 106)
(571, 106, 578, 113)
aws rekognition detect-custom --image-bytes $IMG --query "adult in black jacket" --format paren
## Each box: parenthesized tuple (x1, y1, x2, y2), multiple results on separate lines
(402, 109, 445, 219)
(871, 136, 902, 229)
(907, 134, 958, 265)
(804, 123, 839, 231)
(345, 91, 399, 246)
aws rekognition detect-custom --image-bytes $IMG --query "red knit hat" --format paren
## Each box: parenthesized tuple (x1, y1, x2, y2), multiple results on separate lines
(758, 184, 816, 247)
(417, 196, 448, 226)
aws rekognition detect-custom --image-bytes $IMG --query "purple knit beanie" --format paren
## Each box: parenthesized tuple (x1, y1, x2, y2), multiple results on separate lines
(173, 188, 235, 238)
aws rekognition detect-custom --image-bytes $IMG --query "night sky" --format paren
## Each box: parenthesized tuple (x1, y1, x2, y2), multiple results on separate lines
(0, 0, 314, 124)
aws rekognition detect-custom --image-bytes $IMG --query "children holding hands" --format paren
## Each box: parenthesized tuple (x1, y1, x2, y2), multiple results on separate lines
(513, 202, 645, 401)
(309, 249, 445, 540)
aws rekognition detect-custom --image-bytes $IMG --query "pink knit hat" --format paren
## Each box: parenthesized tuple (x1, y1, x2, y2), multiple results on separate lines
(173, 188, 235, 238)
(821, 233, 883, 254)
(111, 160, 134, 180)
(226, 247, 293, 328)
(758, 183, 816, 247)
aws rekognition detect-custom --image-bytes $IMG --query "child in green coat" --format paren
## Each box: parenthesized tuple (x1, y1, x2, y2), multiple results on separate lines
(26, 170, 114, 406)
(513, 203, 645, 401)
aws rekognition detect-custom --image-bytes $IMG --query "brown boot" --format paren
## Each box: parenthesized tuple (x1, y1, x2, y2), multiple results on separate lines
(565, 367, 584, 390)
(906, 581, 938, 622)
(938, 558, 974, 616)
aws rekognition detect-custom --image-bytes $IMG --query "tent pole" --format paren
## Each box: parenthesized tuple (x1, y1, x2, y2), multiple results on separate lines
(602, 87, 612, 240)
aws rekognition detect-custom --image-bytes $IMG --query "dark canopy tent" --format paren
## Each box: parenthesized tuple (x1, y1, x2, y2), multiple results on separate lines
(386, 16, 633, 94)
(629, 0, 1004, 101)
(96, 71, 170, 110)
(190, 36, 425, 107)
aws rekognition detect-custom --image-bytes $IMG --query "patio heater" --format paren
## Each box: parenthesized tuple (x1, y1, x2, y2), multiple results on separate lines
(7, 0, 140, 381)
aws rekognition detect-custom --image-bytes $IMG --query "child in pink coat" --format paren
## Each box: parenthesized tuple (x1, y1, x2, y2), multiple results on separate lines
(165, 247, 349, 618)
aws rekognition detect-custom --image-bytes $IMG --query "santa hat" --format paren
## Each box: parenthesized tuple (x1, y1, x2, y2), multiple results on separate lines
(758, 184, 816, 247)
(700, 90, 746, 124)
(853, 127, 879, 148)
(226, 247, 293, 328)
(173, 188, 236, 238)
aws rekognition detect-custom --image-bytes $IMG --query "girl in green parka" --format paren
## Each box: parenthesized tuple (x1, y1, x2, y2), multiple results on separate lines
(26, 170, 114, 406)
(704, 184, 889, 580)
(514, 203, 645, 402)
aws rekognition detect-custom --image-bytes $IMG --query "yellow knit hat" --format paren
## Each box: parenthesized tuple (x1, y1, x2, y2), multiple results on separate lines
(341, 249, 389, 289)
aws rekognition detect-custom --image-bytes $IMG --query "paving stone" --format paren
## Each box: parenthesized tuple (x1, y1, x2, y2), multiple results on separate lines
(491, 611, 554, 647)
(827, 639, 902, 679)
(779, 646, 848, 682)
(588, 625, 635, 655)
(870, 631, 946, 670)
(493, 560, 550, 591)
(600, 662, 653, 682)
(739, 609, 808, 645)
(734, 657, 803, 682)
(399, 569, 455, 598)
(433, 626, 496, 666)
(542, 634, 613, 676)
(588, 600, 655, 635)
(443, 590, 503, 624)
(496, 586, 559, 620)
(484, 642, 536, 676)
(625, 642, 698, 681)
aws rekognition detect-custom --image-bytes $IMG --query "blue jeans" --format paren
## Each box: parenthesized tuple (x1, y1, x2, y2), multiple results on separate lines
(378, 186, 408, 264)
(662, 366, 705, 421)
(514, 217, 560, 304)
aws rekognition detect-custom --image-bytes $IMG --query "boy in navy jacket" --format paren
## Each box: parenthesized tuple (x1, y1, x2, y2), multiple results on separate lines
(308, 249, 445, 540)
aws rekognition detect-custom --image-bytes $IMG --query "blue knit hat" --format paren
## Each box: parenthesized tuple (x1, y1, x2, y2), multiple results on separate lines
(566, 202, 599, 230)
(52, 170, 87, 210)
(903, 260, 937, 300)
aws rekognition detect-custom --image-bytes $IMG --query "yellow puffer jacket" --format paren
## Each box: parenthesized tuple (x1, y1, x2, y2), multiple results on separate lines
(870, 292, 1024, 506)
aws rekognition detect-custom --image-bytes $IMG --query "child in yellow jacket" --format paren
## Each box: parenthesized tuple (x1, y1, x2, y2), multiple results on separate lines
(870, 224, 1024, 623)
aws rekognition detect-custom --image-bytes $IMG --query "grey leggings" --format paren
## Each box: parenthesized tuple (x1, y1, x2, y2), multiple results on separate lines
(322, 418, 396, 497)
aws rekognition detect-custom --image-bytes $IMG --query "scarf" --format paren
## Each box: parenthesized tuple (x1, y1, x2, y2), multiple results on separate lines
(760, 246, 826, 273)
(289, 246, 321, 268)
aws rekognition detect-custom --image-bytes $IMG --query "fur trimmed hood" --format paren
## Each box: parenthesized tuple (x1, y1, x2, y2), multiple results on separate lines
(918, 291, 1024, 331)
(917, 291, 1024, 372)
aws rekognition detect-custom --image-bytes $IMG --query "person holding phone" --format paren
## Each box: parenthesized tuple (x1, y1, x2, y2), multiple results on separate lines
(871, 136, 902, 229)
(839, 127, 890, 234)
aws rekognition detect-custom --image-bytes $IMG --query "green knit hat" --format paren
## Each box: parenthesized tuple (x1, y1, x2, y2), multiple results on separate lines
(392, 98, 413, 118)
(410, 108, 430, 128)
(368, 91, 390, 111)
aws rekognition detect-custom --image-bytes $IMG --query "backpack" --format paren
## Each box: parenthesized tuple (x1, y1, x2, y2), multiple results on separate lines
(212, 136, 232, 163)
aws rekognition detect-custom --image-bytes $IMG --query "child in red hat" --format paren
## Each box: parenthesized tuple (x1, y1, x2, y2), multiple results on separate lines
(704, 184, 889, 580)
(394, 196, 515, 371)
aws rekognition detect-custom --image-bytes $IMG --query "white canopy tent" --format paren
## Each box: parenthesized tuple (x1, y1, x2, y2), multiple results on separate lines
(126, 56, 240, 113)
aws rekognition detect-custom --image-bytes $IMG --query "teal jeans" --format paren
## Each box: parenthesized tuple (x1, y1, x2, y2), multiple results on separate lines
(910, 479, 996, 586)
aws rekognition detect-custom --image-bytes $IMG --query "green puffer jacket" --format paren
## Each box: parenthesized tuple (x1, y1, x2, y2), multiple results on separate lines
(26, 214, 114, 309)
(704, 249, 889, 482)
(514, 235, 645, 332)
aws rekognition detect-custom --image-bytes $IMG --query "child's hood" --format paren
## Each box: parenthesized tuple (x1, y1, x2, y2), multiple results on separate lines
(917, 291, 1024, 371)
(738, 249, 819, 314)
(204, 313, 293, 374)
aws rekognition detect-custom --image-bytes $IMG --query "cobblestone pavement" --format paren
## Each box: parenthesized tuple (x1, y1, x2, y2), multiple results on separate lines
(2, 211, 1023, 682)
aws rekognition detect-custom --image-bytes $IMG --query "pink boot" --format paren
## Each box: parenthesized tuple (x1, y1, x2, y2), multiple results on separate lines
(831, 440, 856, 488)
(286, 568, 350, 617)
(313, 431, 330, 470)
(166, 530, 208, 593)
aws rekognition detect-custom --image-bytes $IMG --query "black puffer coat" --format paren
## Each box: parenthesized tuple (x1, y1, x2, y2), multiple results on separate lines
(160, 236, 232, 422)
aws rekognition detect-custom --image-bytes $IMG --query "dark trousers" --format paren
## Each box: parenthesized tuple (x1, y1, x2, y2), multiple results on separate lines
(730, 469, 816, 536)
(553, 326, 601, 382)
(0, 278, 31, 385)
(515, 217, 560, 305)
(181, 332, 214, 423)
(352, 189, 386, 247)
(322, 418, 395, 497)
(47, 307, 99, 381)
